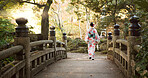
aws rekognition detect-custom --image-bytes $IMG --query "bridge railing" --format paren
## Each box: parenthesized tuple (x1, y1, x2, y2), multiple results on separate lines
(0, 18, 67, 78)
(114, 39, 128, 76)
(107, 15, 143, 78)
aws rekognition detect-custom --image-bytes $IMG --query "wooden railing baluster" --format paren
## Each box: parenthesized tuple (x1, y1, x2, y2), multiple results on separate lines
(0, 17, 67, 78)
(107, 15, 142, 78)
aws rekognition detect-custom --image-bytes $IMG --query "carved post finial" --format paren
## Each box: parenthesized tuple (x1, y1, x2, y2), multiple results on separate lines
(50, 26, 55, 36)
(129, 15, 141, 36)
(15, 18, 28, 37)
(62, 32, 67, 58)
(108, 32, 112, 40)
(114, 24, 120, 36)
(63, 33, 67, 40)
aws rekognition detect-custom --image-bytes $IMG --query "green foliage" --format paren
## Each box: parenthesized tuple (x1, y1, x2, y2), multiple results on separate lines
(0, 17, 15, 46)
(135, 22, 148, 78)
(100, 39, 107, 43)
(1, 56, 14, 68)
(67, 38, 87, 52)
(0, 0, 19, 10)
(134, 0, 148, 12)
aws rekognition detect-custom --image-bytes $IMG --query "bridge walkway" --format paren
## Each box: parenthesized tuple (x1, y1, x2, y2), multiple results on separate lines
(34, 52, 125, 78)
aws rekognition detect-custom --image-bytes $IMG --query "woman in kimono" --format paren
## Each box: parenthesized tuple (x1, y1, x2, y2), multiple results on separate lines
(85, 22, 100, 60)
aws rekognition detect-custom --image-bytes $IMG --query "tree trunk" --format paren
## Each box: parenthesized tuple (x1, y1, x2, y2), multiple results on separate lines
(86, 7, 89, 31)
(41, 0, 52, 40)
(86, 8, 88, 31)
(52, 1, 63, 34)
(79, 19, 82, 39)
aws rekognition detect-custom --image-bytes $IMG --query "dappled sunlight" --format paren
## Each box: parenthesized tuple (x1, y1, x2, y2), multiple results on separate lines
(118, 13, 127, 19)
(10, 3, 41, 34)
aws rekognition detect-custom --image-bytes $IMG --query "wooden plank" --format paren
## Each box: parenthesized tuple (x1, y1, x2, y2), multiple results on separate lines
(56, 47, 66, 51)
(116, 39, 128, 46)
(15, 71, 19, 78)
(115, 48, 128, 61)
(31, 58, 54, 77)
(30, 40, 53, 47)
(43, 55, 46, 62)
(114, 58, 128, 77)
(19, 67, 25, 78)
(1, 61, 18, 74)
(56, 40, 64, 44)
(56, 55, 62, 61)
(1, 60, 25, 78)
(0, 45, 23, 60)
(30, 48, 54, 61)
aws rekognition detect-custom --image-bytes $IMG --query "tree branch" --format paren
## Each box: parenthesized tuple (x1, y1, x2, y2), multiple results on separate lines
(0, 0, 10, 10)
(19, 1, 46, 8)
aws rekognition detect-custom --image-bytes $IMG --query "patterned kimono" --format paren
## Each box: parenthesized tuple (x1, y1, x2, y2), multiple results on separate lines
(85, 27, 100, 59)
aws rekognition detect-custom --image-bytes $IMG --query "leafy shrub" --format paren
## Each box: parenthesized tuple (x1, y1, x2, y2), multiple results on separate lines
(135, 25, 148, 78)
(0, 17, 15, 47)
(1, 56, 15, 67)
(67, 37, 87, 51)
(0, 17, 15, 68)
(98, 39, 107, 51)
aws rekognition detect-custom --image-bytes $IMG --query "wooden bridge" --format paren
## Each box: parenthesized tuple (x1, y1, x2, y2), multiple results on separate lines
(0, 16, 144, 78)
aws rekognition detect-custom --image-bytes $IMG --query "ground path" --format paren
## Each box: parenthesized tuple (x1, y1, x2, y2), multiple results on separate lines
(34, 52, 125, 78)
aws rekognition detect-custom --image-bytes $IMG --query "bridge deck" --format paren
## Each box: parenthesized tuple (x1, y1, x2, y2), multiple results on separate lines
(34, 52, 125, 78)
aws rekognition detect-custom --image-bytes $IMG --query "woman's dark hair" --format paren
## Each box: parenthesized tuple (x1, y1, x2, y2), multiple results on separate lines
(90, 22, 94, 27)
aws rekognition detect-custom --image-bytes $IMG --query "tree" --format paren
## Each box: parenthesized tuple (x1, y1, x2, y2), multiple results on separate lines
(20, 0, 53, 40)
(74, 4, 82, 39)
(50, 0, 64, 34)
(0, 0, 53, 40)
(0, 0, 17, 10)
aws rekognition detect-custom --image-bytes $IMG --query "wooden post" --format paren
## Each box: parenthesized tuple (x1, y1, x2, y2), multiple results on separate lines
(113, 24, 120, 61)
(15, 18, 30, 78)
(50, 26, 56, 61)
(107, 32, 112, 50)
(107, 32, 113, 60)
(63, 33, 67, 58)
(127, 15, 141, 78)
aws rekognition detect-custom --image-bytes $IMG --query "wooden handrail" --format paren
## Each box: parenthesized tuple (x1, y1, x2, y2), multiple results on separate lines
(115, 48, 128, 61)
(116, 39, 128, 46)
(0, 45, 23, 60)
(56, 40, 64, 44)
(1, 60, 25, 78)
(30, 48, 54, 61)
(30, 40, 53, 47)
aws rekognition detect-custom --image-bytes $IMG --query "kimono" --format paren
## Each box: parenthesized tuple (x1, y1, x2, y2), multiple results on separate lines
(85, 27, 100, 59)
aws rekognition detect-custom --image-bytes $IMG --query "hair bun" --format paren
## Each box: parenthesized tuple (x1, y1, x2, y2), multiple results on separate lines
(90, 22, 94, 27)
